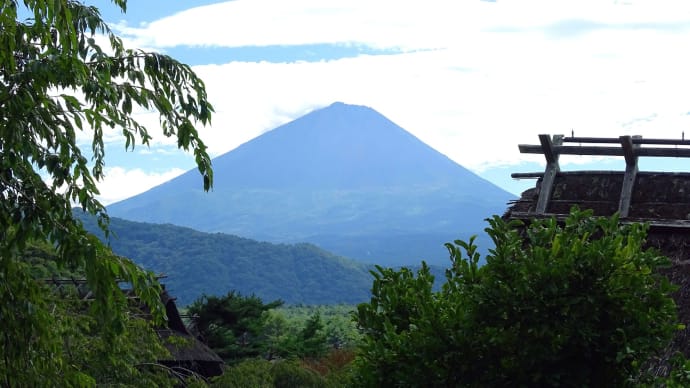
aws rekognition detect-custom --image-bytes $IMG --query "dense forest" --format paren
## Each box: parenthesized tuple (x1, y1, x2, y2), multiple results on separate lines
(77, 213, 449, 305)
(78, 213, 374, 305)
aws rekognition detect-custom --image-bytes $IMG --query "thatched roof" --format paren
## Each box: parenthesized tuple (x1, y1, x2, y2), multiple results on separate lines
(147, 289, 223, 379)
(506, 171, 690, 221)
(157, 290, 223, 364)
(157, 330, 223, 363)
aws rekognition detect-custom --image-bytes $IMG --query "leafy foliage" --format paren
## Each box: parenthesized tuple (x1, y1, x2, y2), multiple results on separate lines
(354, 208, 679, 387)
(0, 0, 213, 385)
(656, 355, 690, 387)
(13, 243, 177, 386)
(58, 299, 175, 386)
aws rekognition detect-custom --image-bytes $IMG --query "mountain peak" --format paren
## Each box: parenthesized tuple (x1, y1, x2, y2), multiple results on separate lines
(325, 101, 370, 110)
(312, 102, 383, 125)
(203, 101, 472, 189)
(327, 101, 350, 108)
(108, 103, 514, 265)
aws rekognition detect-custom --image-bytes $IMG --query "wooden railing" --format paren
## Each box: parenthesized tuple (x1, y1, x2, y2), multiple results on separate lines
(512, 135, 690, 217)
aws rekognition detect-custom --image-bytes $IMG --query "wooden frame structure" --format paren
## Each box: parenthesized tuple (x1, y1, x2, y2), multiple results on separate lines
(43, 274, 168, 301)
(513, 135, 690, 217)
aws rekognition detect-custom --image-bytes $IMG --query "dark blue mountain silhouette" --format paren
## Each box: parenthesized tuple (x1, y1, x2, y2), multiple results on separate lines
(107, 102, 514, 266)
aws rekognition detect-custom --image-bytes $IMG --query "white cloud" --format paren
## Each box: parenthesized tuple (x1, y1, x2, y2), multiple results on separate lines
(188, 40, 690, 172)
(101, 0, 690, 183)
(115, 0, 690, 50)
(96, 167, 186, 205)
(116, 0, 481, 51)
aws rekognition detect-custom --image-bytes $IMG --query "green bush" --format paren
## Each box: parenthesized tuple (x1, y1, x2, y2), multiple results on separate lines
(271, 360, 326, 388)
(211, 359, 327, 388)
(354, 208, 679, 387)
(211, 359, 273, 388)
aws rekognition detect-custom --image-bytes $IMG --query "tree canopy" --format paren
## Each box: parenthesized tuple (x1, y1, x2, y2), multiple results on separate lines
(0, 0, 213, 385)
(188, 291, 284, 363)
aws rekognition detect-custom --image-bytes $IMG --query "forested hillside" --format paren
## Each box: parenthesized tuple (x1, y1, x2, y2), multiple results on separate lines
(79, 214, 376, 305)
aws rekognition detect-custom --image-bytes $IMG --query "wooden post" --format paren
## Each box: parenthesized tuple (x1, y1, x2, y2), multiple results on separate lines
(618, 135, 640, 217)
(535, 134, 563, 214)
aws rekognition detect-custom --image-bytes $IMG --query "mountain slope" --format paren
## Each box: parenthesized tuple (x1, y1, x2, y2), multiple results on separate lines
(108, 102, 514, 265)
(80, 215, 375, 306)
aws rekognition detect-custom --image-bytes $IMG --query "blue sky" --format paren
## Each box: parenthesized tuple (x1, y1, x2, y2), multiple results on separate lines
(79, 0, 690, 204)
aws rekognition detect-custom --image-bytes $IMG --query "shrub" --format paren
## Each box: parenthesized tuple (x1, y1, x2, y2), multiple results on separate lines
(211, 358, 328, 388)
(354, 208, 679, 387)
(271, 360, 326, 388)
(211, 359, 273, 388)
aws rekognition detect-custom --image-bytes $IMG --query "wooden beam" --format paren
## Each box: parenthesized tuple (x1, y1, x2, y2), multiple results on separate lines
(620, 135, 637, 167)
(635, 138, 690, 145)
(518, 144, 621, 156)
(511, 172, 544, 179)
(563, 137, 622, 144)
(618, 136, 639, 217)
(539, 134, 558, 164)
(639, 148, 690, 157)
(535, 135, 562, 214)
(563, 136, 690, 145)
(518, 145, 690, 158)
